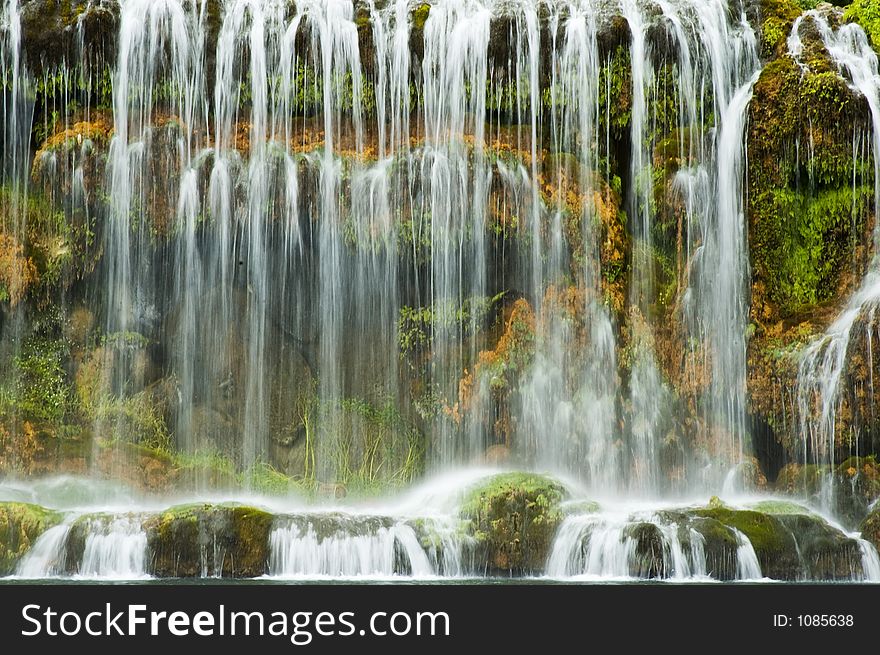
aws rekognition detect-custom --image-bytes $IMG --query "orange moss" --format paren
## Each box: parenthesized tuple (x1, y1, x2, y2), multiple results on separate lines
(451, 299, 536, 444)
(32, 113, 112, 180)
(0, 233, 38, 307)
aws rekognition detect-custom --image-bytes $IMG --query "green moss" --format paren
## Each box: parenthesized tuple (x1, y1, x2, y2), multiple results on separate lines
(9, 336, 72, 423)
(460, 472, 567, 574)
(692, 507, 791, 554)
(397, 293, 505, 358)
(844, 0, 880, 47)
(0, 502, 62, 574)
(747, 500, 815, 515)
(412, 3, 430, 31)
(759, 0, 803, 60)
(748, 54, 872, 319)
(144, 504, 273, 578)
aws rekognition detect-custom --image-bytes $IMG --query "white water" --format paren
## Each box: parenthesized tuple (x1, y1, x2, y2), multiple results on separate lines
(77, 515, 149, 579)
(731, 527, 762, 580)
(14, 514, 148, 579)
(15, 523, 72, 578)
(3, 0, 880, 584)
(268, 517, 434, 578)
(0, 0, 764, 494)
(857, 538, 880, 581)
(546, 507, 763, 581)
(791, 11, 880, 507)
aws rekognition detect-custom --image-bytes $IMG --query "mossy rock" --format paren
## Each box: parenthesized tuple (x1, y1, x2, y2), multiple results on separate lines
(774, 460, 880, 529)
(460, 472, 567, 575)
(775, 463, 828, 494)
(746, 500, 815, 515)
(691, 506, 800, 578)
(748, 44, 873, 322)
(0, 502, 62, 574)
(860, 504, 880, 553)
(775, 514, 865, 579)
(144, 504, 273, 578)
(687, 503, 864, 579)
(758, 0, 803, 60)
(623, 522, 666, 578)
(689, 516, 741, 580)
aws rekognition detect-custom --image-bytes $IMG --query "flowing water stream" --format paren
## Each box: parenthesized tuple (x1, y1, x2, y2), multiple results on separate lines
(1, 0, 880, 582)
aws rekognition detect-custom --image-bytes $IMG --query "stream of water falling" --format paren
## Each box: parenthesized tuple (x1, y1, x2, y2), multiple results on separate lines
(41, 0, 766, 493)
(4, 0, 880, 583)
(790, 12, 880, 508)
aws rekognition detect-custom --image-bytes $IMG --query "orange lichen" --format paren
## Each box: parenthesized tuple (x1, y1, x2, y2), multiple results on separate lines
(0, 233, 38, 307)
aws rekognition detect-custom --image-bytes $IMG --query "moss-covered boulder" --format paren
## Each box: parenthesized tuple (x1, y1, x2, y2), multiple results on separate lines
(682, 501, 866, 580)
(143, 504, 273, 578)
(0, 502, 62, 574)
(460, 472, 567, 575)
(691, 506, 800, 578)
(776, 513, 865, 579)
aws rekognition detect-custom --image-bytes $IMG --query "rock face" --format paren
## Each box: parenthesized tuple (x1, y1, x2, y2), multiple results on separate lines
(647, 502, 867, 580)
(772, 457, 880, 529)
(0, 502, 61, 574)
(3, 0, 880, 502)
(460, 472, 567, 575)
(861, 503, 880, 552)
(743, 2, 880, 479)
(143, 504, 273, 578)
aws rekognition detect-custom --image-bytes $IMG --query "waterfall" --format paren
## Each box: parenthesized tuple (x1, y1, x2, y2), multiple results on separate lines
(77, 515, 149, 578)
(14, 514, 148, 579)
(1, 0, 24, 193)
(546, 510, 772, 581)
(857, 538, 880, 581)
(268, 515, 436, 578)
(792, 12, 880, 505)
(15, 523, 72, 578)
(4, 0, 854, 500)
(731, 527, 762, 580)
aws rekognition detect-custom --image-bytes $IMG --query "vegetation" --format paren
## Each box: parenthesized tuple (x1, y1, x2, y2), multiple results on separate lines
(460, 472, 568, 574)
(0, 502, 62, 574)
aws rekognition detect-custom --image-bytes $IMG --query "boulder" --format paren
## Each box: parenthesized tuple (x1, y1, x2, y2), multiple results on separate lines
(0, 502, 62, 574)
(460, 472, 567, 575)
(143, 504, 272, 578)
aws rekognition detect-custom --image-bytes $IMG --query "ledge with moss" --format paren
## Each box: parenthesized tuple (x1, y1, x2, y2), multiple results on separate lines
(459, 472, 568, 575)
(0, 501, 62, 575)
(686, 500, 864, 580)
(143, 503, 273, 578)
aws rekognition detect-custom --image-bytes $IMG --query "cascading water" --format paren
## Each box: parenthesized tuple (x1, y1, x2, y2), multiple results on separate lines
(15, 514, 148, 579)
(38, 0, 764, 491)
(2, 0, 880, 584)
(791, 11, 880, 507)
(268, 516, 434, 578)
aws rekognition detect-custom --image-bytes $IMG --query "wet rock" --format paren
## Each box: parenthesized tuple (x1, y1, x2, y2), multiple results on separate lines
(624, 522, 666, 578)
(20, 0, 119, 70)
(680, 502, 866, 580)
(772, 459, 880, 529)
(0, 502, 62, 574)
(860, 503, 880, 553)
(144, 504, 273, 578)
(460, 472, 567, 575)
